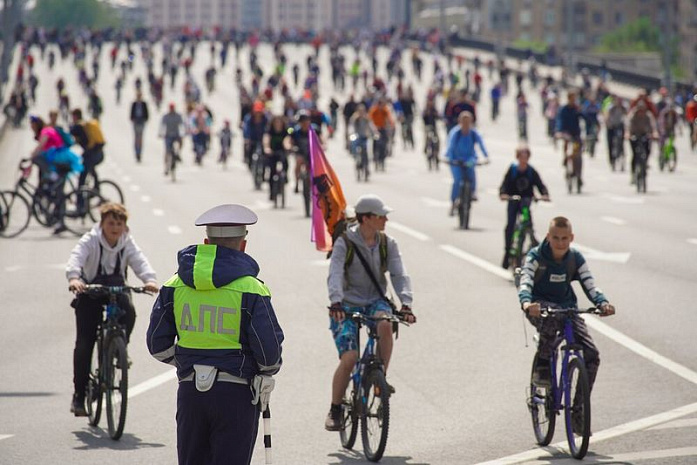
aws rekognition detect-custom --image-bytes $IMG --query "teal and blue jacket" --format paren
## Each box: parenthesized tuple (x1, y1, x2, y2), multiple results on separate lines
(147, 244, 284, 381)
(518, 239, 608, 308)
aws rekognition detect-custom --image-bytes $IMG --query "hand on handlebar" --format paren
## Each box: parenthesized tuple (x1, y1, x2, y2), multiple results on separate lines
(144, 282, 159, 294)
(68, 278, 86, 294)
(523, 302, 541, 317)
(397, 305, 417, 324)
(599, 302, 615, 317)
(328, 302, 345, 322)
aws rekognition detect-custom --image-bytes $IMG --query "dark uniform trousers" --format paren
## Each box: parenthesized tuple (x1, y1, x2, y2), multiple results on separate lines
(527, 311, 600, 393)
(177, 381, 259, 465)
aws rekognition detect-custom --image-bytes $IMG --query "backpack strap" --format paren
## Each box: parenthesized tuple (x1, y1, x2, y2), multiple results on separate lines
(343, 232, 388, 274)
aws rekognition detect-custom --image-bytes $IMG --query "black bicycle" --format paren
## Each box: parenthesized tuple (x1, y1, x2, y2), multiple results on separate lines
(505, 196, 543, 273)
(424, 127, 440, 171)
(446, 159, 487, 230)
(81, 284, 153, 440)
(0, 189, 31, 238)
(349, 134, 370, 182)
(631, 135, 650, 194)
(269, 151, 288, 209)
(340, 313, 408, 462)
(251, 144, 265, 191)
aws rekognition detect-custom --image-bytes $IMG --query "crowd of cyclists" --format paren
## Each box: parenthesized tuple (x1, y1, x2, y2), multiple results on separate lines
(0, 23, 690, 461)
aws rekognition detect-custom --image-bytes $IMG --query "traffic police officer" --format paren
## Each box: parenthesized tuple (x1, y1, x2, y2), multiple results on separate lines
(147, 204, 284, 465)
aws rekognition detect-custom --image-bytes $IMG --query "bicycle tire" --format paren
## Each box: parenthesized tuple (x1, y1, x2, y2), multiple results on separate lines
(302, 175, 311, 218)
(86, 341, 103, 426)
(360, 369, 390, 462)
(458, 182, 471, 230)
(658, 149, 666, 171)
(340, 383, 359, 450)
(32, 190, 60, 227)
(0, 191, 31, 238)
(565, 357, 591, 459)
(253, 157, 264, 191)
(95, 180, 125, 206)
(529, 355, 555, 445)
(668, 147, 677, 172)
(106, 336, 128, 440)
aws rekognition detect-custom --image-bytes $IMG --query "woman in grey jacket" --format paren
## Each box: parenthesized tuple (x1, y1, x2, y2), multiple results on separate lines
(66, 203, 158, 416)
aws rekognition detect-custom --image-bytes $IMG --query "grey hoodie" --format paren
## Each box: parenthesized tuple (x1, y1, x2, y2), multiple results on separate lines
(328, 224, 413, 307)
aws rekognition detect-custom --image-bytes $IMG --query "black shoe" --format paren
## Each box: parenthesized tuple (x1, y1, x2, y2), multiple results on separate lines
(502, 255, 510, 270)
(386, 382, 396, 395)
(324, 404, 342, 431)
(294, 184, 299, 194)
(71, 394, 87, 417)
(532, 364, 551, 388)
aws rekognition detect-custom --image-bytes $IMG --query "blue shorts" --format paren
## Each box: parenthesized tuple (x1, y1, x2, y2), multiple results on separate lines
(329, 300, 393, 357)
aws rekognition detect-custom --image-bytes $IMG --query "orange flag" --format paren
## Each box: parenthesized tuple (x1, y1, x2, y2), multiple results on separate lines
(309, 128, 346, 252)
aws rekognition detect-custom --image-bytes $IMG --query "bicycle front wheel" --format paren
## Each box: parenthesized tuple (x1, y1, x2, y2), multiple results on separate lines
(340, 383, 359, 450)
(86, 342, 103, 426)
(360, 369, 390, 462)
(529, 356, 555, 445)
(565, 357, 591, 459)
(667, 146, 677, 172)
(0, 191, 30, 238)
(106, 336, 128, 440)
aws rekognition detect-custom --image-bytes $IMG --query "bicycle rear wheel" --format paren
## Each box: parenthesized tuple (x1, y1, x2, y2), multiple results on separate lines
(106, 336, 128, 440)
(86, 342, 103, 426)
(302, 174, 311, 218)
(96, 180, 125, 205)
(340, 383, 359, 450)
(565, 357, 591, 459)
(458, 183, 471, 230)
(0, 191, 30, 238)
(360, 369, 390, 462)
(529, 355, 555, 445)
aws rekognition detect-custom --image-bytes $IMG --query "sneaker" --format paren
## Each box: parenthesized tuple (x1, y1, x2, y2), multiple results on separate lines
(324, 404, 342, 431)
(532, 365, 551, 388)
(386, 382, 396, 395)
(571, 409, 591, 436)
(71, 394, 87, 417)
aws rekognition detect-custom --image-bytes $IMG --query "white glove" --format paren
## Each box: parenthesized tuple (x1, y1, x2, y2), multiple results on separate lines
(250, 375, 275, 412)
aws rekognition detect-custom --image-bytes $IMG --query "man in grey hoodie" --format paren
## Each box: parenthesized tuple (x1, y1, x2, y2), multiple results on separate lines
(325, 194, 416, 431)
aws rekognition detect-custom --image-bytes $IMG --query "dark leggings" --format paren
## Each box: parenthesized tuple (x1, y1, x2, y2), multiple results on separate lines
(527, 311, 600, 393)
(73, 293, 135, 398)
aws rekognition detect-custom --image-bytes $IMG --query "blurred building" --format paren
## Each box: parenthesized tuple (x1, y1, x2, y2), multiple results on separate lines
(138, 0, 408, 32)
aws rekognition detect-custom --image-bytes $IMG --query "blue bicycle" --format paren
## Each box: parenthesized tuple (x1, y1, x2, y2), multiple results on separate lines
(339, 313, 408, 462)
(528, 307, 601, 459)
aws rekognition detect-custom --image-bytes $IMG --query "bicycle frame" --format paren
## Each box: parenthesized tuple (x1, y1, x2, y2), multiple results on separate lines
(349, 316, 382, 399)
(547, 315, 585, 415)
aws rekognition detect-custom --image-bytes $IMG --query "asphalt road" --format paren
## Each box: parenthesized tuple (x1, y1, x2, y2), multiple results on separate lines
(0, 40, 696, 465)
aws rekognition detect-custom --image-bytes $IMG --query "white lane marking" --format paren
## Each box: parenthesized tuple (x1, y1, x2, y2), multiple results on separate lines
(582, 315, 697, 385)
(45, 263, 67, 270)
(168, 226, 182, 235)
(310, 259, 330, 267)
(687, 238, 697, 246)
(254, 200, 272, 210)
(538, 201, 555, 208)
(600, 216, 626, 226)
(153, 208, 165, 216)
(128, 369, 177, 399)
(141, 195, 152, 203)
(573, 243, 631, 264)
(520, 447, 697, 464)
(388, 221, 431, 241)
(4, 266, 21, 272)
(485, 188, 499, 196)
(474, 402, 697, 465)
(122, 175, 132, 183)
(439, 244, 512, 280)
(129, 185, 141, 192)
(649, 417, 697, 430)
(603, 193, 645, 205)
(0, 434, 14, 441)
(421, 196, 450, 208)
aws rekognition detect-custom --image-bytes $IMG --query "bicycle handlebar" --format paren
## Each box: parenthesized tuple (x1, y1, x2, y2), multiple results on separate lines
(78, 284, 154, 296)
(441, 158, 490, 167)
(540, 307, 601, 317)
(349, 312, 411, 326)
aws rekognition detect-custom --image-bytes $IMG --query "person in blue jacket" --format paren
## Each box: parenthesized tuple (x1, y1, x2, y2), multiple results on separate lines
(444, 111, 489, 215)
(147, 204, 284, 465)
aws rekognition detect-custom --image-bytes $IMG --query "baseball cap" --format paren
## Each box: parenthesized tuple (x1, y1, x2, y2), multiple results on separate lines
(354, 194, 393, 216)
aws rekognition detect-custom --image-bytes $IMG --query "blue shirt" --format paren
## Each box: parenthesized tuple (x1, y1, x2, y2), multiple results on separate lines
(445, 126, 488, 163)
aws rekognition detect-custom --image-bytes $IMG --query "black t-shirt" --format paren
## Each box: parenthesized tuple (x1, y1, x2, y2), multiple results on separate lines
(267, 125, 287, 151)
(499, 164, 548, 198)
